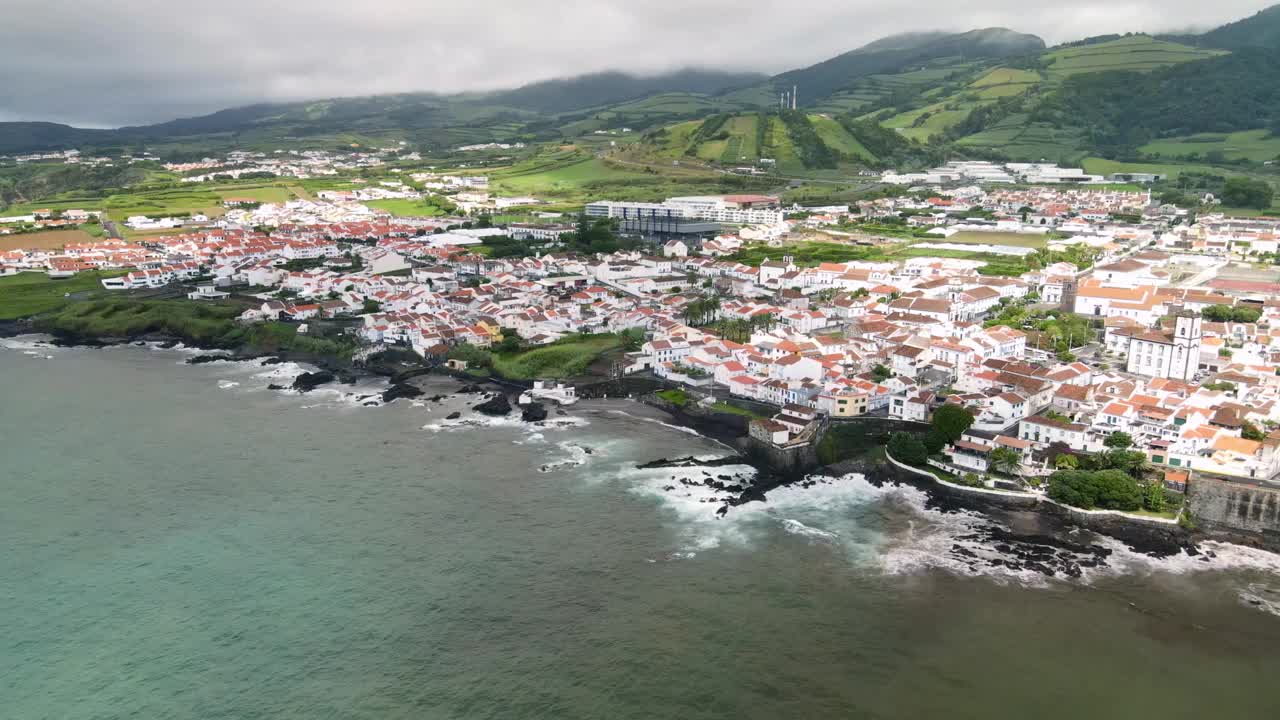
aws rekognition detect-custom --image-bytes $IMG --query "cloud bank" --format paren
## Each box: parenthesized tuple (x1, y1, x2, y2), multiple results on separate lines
(1, 0, 1271, 127)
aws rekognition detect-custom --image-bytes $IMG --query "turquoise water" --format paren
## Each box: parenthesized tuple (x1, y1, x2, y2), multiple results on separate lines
(3, 339, 1280, 719)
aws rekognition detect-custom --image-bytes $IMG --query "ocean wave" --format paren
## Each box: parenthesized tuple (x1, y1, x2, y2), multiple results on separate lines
(620, 467, 1280, 587)
(538, 442, 598, 473)
(781, 518, 839, 542)
(1238, 582, 1280, 617)
(422, 414, 588, 433)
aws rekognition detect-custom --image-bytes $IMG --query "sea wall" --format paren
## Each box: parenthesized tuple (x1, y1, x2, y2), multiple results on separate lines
(1189, 476, 1280, 550)
(882, 451, 1194, 553)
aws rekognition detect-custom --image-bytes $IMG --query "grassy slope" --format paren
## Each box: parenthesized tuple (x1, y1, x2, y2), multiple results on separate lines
(1139, 129, 1280, 162)
(946, 36, 1226, 161)
(1041, 36, 1226, 78)
(491, 334, 625, 380)
(0, 270, 123, 320)
(809, 115, 876, 162)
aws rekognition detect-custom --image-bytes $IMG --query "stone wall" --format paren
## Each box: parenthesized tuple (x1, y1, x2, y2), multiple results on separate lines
(1189, 476, 1280, 549)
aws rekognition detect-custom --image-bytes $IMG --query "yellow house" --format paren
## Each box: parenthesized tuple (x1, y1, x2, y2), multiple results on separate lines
(476, 320, 505, 342)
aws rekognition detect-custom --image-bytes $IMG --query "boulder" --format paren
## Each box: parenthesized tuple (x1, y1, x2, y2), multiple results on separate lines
(187, 354, 230, 365)
(445, 411, 462, 420)
(381, 383, 424, 403)
(473, 393, 512, 416)
(267, 383, 285, 391)
(521, 402, 548, 422)
(292, 371, 336, 392)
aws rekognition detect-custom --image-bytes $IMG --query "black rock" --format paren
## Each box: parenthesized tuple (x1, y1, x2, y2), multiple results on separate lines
(260, 357, 284, 366)
(457, 383, 485, 394)
(381, 383, 425, 403)
(292, 371, 336, 392)
(473, 393, 512, 416)
(158, 340, 179, 349)
(267, 384, 285, 391)
(187, 354, 230, 365)
(446, 411, 462, 420)
(521, 402, 548, 422)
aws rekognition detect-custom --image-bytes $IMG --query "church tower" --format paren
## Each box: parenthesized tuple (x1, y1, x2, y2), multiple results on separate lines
(1171, 311, 1202, 381)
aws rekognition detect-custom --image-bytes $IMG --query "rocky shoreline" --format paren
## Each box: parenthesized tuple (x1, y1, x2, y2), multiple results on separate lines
(11, 328, 1270, 571)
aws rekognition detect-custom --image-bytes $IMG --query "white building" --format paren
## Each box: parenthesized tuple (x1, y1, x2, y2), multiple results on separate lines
(1125, 312, 1202, 382)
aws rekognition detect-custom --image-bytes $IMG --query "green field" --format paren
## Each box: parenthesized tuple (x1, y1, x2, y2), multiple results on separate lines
(1080, 157, 1195, 179)
(1139, 129, 1280, 163)
(491, 334, 626, 379)
(809, 115, 876, 162)
(214, 186, 298, 204)
(956, 114, 1089, 162)
(882, 100, 984, 142)
(969, 67, 1042, 99)
(1042, 36, 1226, 78)
(364, 198, 450, 217)
(941, 231, 1047, 248)
(0, 270, 123, 320)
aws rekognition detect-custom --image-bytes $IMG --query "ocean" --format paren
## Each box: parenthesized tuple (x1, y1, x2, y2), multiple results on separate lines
(3, 336, 1280, 720)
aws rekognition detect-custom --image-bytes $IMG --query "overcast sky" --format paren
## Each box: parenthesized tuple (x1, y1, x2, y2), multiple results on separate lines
(1, 0, 1273, 128)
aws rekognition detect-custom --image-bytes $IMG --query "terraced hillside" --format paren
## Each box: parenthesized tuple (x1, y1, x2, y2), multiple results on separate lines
(1041, 35, 1227, 78)
(636, 111, 879, 170)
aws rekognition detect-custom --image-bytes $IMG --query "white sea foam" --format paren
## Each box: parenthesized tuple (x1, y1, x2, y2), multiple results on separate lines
(621, 466, 1280, 586)
(217, 380, 241, 390)
(1238, 582, 1280, 617)
(538, 442, 598, 473)
(0, 335, 59, 353)
(423, 413, 588, 434)
(781, 518, 839, 542)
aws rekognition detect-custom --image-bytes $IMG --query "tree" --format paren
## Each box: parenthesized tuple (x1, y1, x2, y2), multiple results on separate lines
(1055, 453, 1079, 470)
(871, 364, 892, 382)
(922, 430, 947, 455)
(1221, 177, 1274, 210)
(1047, 469, 1142, 511)
(988, 447, 1022, 476)
(1143, 482, 1167, 513)
(1242, 422, 1266, 441)
(887, 432, 929, 466)
(361, 299, 382, 314)
(1103, 431, 1133, 450)
(932, 404, 975, 443)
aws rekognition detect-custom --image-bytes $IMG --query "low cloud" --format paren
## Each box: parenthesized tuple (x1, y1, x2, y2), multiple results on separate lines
(1, 0, 1271, 127)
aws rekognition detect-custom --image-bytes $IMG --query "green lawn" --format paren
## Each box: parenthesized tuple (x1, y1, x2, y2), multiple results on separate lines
(656, 389, 690, 406)
(710, 401, 765, 419)
(0, 270, 124, 320)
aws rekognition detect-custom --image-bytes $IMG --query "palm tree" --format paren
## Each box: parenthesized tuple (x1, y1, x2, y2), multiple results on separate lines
(988, 447, 1022, 478)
